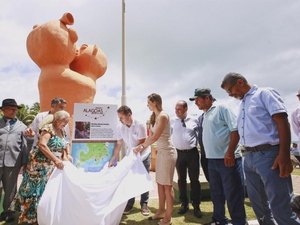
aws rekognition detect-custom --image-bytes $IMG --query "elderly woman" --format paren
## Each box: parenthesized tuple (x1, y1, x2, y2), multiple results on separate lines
(11, 110, 71, 225)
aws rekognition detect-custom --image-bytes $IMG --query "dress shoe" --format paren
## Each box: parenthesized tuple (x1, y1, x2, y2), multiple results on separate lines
(177, 204, 189, 214)
(193, 207, 203, 218)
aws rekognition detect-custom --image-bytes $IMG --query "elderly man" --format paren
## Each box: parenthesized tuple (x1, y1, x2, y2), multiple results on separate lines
(190, 89, 246, 225)
(0, 99, 28, 222)
(171, 100, 202, 218)
(221, 72, 300, 225)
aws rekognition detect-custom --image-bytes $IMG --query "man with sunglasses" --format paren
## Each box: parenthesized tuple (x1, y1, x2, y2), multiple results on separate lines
(221, 72, 300, 225)
(171, 100, 202, 218)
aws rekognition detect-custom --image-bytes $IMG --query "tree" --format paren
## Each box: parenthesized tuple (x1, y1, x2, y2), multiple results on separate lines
(16, 102, 40, 126)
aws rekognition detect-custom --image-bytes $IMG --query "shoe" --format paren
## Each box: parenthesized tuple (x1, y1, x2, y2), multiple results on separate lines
(158, 219, 172, 225)
(123, 205, 133, 215)
(148, 212, 165, 220)
(141, 203, 150, 216)
(0, 212, 6, 222)
(177, 204, 189, 214)
(203, 221, 222, 225)
(193, 207, 203, 218)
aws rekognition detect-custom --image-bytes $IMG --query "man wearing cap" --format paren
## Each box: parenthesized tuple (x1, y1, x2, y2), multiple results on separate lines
(0, 98, 28, 222)
(221, 72, 300, 225)
(170, 100, 202, 218)
(190, 89, 246, 225)
(291, 89, 300, 155)
(27, 97, 69, 147)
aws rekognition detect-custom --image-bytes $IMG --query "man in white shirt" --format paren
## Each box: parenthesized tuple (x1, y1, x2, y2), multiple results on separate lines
(171, 100, 202, 218)
(28, 97, 69, 147)
(108, 105, 151, 216)
(292, 89, 300, 154)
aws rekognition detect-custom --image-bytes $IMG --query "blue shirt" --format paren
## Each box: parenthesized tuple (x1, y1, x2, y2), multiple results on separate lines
(237, 85, 287, 147)
(202, 103, 238, 158)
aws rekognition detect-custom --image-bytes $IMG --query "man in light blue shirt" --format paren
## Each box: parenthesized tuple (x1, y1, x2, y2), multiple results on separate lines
(190, 88, 246, 225)
(221, 72, 300, 225)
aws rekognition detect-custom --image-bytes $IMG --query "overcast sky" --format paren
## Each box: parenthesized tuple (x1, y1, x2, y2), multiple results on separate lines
(1, 0, 300, 140)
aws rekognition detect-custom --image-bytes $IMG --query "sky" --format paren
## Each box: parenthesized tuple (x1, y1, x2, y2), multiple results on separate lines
(1, 0, 300, 140)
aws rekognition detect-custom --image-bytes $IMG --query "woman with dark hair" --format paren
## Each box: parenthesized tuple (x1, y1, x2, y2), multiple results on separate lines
(134, 93, 177, 225)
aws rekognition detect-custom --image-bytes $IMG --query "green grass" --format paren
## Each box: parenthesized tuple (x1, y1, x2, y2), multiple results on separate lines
(292, 167, 300, 176)
(120, 198, 256, 225)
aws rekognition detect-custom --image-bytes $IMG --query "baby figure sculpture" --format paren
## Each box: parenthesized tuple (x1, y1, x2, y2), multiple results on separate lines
(26, 12, 107, 115)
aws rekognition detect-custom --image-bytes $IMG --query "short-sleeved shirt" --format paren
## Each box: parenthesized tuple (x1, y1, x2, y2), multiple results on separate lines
(171, 115, 198, 150)
(116, 119, 150, 160)
(237, 85, 287, 147)
(202, 103, 238, 159)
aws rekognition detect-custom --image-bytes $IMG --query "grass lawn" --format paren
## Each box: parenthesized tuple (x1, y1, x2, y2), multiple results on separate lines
(120, 198, 256, 225)
(292, 167, 300, 176)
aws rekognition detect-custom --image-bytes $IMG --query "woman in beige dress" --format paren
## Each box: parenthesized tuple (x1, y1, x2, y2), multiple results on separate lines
(134, 93, 177, 225)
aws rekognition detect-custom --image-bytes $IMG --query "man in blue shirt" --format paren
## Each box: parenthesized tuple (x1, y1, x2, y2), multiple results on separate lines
(221, 72, 300, 225)
(190, 89, 246, 225)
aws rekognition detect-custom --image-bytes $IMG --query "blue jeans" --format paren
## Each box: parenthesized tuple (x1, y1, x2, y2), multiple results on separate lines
(208, 158, 246, 225)
(244, 146, 300, 225)
(127, 153, 151, 208)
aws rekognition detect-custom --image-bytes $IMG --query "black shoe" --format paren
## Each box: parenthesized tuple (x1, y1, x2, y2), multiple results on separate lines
(5, 211, 15, 223)
(177, 204, 189, 214)
(0, 212, 6, 222)
(193, 207, 203, 218)
(123, 205, 133, 215)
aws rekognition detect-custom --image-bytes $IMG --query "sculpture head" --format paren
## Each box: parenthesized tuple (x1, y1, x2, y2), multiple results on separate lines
(26, 13, 78, 67)
(70, 44, 108, 80)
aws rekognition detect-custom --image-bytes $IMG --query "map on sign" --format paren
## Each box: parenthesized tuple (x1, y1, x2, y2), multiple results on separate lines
(71, 142, 115, 172)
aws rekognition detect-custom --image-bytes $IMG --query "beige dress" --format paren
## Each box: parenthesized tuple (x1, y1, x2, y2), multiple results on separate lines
(152, 112, 177, 185)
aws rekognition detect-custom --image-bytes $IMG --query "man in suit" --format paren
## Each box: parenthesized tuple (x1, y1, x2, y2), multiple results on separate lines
(0, 98, 28, 222)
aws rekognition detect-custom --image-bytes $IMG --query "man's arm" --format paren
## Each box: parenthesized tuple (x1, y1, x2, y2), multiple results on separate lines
(271, 113, 293, 177)
(224, 130, 239, 167)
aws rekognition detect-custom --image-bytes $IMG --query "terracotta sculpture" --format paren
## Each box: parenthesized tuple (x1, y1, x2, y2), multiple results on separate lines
(26, 12, 107, 116)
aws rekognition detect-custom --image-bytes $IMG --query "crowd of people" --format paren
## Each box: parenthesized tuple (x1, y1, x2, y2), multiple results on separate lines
(0, 72, 300, 225)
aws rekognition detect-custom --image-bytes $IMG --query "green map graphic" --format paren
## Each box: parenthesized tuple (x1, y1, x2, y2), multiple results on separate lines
(72, 142, 115, 172)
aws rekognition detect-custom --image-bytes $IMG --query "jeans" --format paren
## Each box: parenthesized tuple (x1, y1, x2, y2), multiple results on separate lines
(244, 146, 300, 225)
(176, 147, 201, 207)
(126, 153, 150, 208)
(208, 158, 246, 225)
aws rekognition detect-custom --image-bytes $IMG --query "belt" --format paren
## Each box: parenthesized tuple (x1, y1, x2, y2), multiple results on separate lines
(176, 147, 198, 152)
(243, 144, 279, 153)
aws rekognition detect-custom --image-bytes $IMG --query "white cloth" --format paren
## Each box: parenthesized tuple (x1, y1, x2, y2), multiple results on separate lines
(37, 152, 153, 225)
(291, 107, 300, 152)
(116, 119, 151, 161)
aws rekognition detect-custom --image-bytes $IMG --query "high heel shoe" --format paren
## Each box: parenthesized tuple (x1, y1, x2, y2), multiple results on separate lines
(148, 212, 165, 220)
(157, 219, 172, 225)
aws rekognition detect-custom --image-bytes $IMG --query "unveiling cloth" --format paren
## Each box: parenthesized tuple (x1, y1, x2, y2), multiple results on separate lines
(37, 152, 153, 225)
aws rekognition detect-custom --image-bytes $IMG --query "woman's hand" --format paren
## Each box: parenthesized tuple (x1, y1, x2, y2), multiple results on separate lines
(54, 159, 64, 170)
(133, 145, 144, 154)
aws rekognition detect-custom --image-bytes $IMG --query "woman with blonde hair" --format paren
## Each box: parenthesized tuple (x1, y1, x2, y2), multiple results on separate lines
(11, 110, 72, 224)
(134, 93, 177, 225)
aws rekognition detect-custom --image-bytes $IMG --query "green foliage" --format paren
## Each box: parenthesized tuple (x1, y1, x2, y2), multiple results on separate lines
(16, 102, 40, 126)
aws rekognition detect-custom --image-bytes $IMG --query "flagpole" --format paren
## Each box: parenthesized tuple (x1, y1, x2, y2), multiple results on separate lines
(121, 0, 126, 106)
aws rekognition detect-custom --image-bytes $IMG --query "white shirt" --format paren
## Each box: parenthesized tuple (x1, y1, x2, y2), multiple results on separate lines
(291, 107, 300, 152)
(171, 115, 198, 150)
(116, 119, 150, 161)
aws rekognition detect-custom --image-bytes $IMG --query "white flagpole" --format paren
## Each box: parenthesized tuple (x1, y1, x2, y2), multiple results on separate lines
(121, 0, 127, 106)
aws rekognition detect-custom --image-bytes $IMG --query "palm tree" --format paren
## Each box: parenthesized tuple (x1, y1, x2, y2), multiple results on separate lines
(16, 102, 40, 126)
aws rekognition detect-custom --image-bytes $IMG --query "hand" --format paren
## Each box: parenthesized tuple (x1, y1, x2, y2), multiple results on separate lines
(224, 151, 235, 167)
(24, 128, 35, 137)
(272, 153, 293, 177)
(54, 159, 64, 170)
(133, 145, 143, 154)
(108, 156, 117, 167)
